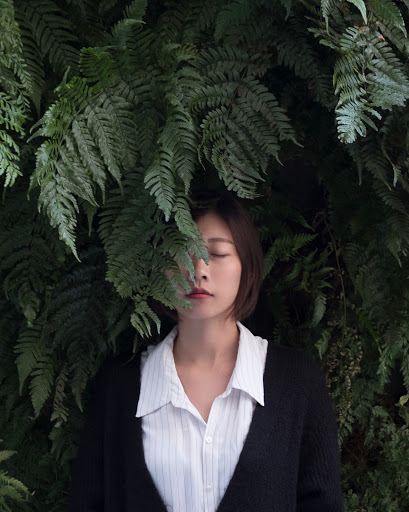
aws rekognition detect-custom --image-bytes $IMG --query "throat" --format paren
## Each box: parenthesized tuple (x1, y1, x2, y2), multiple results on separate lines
(175, 363, 234, 423)
(173, 320, 240, 366)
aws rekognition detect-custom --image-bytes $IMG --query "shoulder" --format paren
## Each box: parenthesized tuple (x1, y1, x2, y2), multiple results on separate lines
(264, 343, 332, 413)
(267, 343, 323, 375)
(92, 351, 142, 392)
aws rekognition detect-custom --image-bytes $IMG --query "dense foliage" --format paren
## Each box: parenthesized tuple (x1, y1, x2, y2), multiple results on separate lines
(1, 0, 409, 510)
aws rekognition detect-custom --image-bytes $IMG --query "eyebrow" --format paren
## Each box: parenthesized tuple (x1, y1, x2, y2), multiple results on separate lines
(207, 237, 234, 244)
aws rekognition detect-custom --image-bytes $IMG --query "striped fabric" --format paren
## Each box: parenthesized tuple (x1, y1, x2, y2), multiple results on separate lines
(135, 322, 268, 512)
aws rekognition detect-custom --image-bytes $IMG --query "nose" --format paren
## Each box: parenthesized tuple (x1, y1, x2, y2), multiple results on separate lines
(192, 254, 209, 281)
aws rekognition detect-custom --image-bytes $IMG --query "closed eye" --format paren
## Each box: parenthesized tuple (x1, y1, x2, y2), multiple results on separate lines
(211, 254, 227, 258)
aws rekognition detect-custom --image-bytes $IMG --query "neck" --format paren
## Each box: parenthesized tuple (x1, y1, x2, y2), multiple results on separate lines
(173, 317, 240, 367)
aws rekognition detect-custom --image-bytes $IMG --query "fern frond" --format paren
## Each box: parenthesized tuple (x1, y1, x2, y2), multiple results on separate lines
(118, 25, 155, 70)
(14, 324, 47, 395)
(336, 99, 381, 143)
(97, 186, 124, 246)
(124, 0, 147, 21)
(321, 0, 343, 30)
(378, 21, 409, 56)
(311, 293, 327, 326)
(50, 364, 69, 427)
(85, 103, 123, 185)
(78, 47, 120, 88)
(200, 133, 259, 198)
(13, 7, 45, 115)
(190, 80, 237, 112)
(372, 181, 407, 215)
(97, 93, 139, 172)
(0, 125, 22, 187)
(214, 0, 256, 41)
(366, 35, 409, 109)
(144, 149, 176, 220)
(15, 0, 79, 77)
(237, 77, 297, 142)
(134, 104, 159, 164)
(180, 0, 220, 43)
(173, 194, 200, 238)
(131, 296, 160, 337)
(38, 172, 79, 257)
(315, 328, 331, 358)
(0, 448, 16, 465)
(72, 118, 107, 199)
(276, 16, 334, 107)
(30, 77, 95, 186)
(0, 470, 30, 509)
(29, 354, 54, 417)
(333, 26, 409, 143)
(0, 0, 30, 186)
(369, 0, 406, 37)
(263, 233, 317, 278)
(344, 242, 371, 279)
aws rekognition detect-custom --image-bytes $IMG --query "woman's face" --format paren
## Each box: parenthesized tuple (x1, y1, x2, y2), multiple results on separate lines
(173, 211, 242, 322)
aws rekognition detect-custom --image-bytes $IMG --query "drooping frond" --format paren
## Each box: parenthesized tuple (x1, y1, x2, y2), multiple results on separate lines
(214, 0, 257, 42)
(0, 440, 30, 512)
(275, 15, 334, 107)
(263, 233, 317, 279)
(14, 0, 79, 77)
(369, 0, 406, 37)
(0, 0, 30, 186)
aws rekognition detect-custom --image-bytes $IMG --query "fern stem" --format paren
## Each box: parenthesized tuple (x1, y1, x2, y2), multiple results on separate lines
(322, 211, 347, 340)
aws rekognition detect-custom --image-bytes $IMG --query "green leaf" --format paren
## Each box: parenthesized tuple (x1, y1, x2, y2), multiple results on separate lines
(315, 329, 331, 359)
(311, 294, 327, 327)
(369, 0, 406, 36)
(346, 0, 367, 24)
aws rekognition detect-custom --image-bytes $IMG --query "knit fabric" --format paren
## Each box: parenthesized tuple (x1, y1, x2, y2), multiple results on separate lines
(67, 342, 344, 512)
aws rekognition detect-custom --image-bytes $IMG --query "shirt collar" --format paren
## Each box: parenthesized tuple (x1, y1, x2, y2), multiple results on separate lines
(228, 322, 265, 406)
(136, 325, 180, 417)
(136, 322, 266, 418)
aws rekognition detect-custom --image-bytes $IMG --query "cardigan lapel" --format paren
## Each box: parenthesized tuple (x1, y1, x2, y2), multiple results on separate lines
(216, 342, 283, 512)
(124, 353, 169, 512)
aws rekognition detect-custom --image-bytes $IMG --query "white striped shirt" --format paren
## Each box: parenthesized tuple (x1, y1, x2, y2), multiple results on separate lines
(135, 322, 268, 512)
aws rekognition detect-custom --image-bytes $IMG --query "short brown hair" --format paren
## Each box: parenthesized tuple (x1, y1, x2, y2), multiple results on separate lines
(190, 190, 264, 321)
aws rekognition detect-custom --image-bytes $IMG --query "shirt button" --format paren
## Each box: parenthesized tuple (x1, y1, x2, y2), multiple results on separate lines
(205, 436, 213, 444)
(206, 484, 213, 492)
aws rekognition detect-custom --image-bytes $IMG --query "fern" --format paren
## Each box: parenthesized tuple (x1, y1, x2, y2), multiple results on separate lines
(51, 364, 69, 427)
(144, 148, 177, 220)
(263, 233, 317, 278)
(214, 0, 258, 42)
(14, 323, 47, 395)
(0, 0, 30, 187)
(0, 440, 30, 512)
(38, 172, 80, 257)
(13, 6, 45, 115)
(320, 0, 343, 30)
(85, 103, 123, 185)
(14, 0, 80, 77)
(276, 15, 334, 107)
(369, 0, 406, 37)
(29, 353, 55, 417)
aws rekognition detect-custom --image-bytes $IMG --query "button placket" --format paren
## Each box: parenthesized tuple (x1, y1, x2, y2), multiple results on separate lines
(202, 401, 218, 512)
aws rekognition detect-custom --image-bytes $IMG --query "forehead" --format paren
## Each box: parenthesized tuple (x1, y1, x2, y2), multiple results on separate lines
(195, 211, 234, 243)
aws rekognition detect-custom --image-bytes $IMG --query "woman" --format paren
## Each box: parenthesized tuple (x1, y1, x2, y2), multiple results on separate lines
(68, 192, 344, 511)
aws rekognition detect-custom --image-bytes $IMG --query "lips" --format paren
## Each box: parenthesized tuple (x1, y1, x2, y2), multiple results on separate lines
(187, 287, 213, 297)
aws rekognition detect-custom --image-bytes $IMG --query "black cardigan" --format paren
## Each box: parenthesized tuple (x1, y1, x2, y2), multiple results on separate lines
(68, 342, 344, 512)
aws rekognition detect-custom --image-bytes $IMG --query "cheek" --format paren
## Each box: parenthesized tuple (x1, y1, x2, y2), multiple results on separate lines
(220, 262, 242, 291)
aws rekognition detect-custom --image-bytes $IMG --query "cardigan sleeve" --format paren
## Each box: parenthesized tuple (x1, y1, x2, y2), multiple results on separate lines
(296, 362, 345, 512)
(66, 367, 107, 512)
